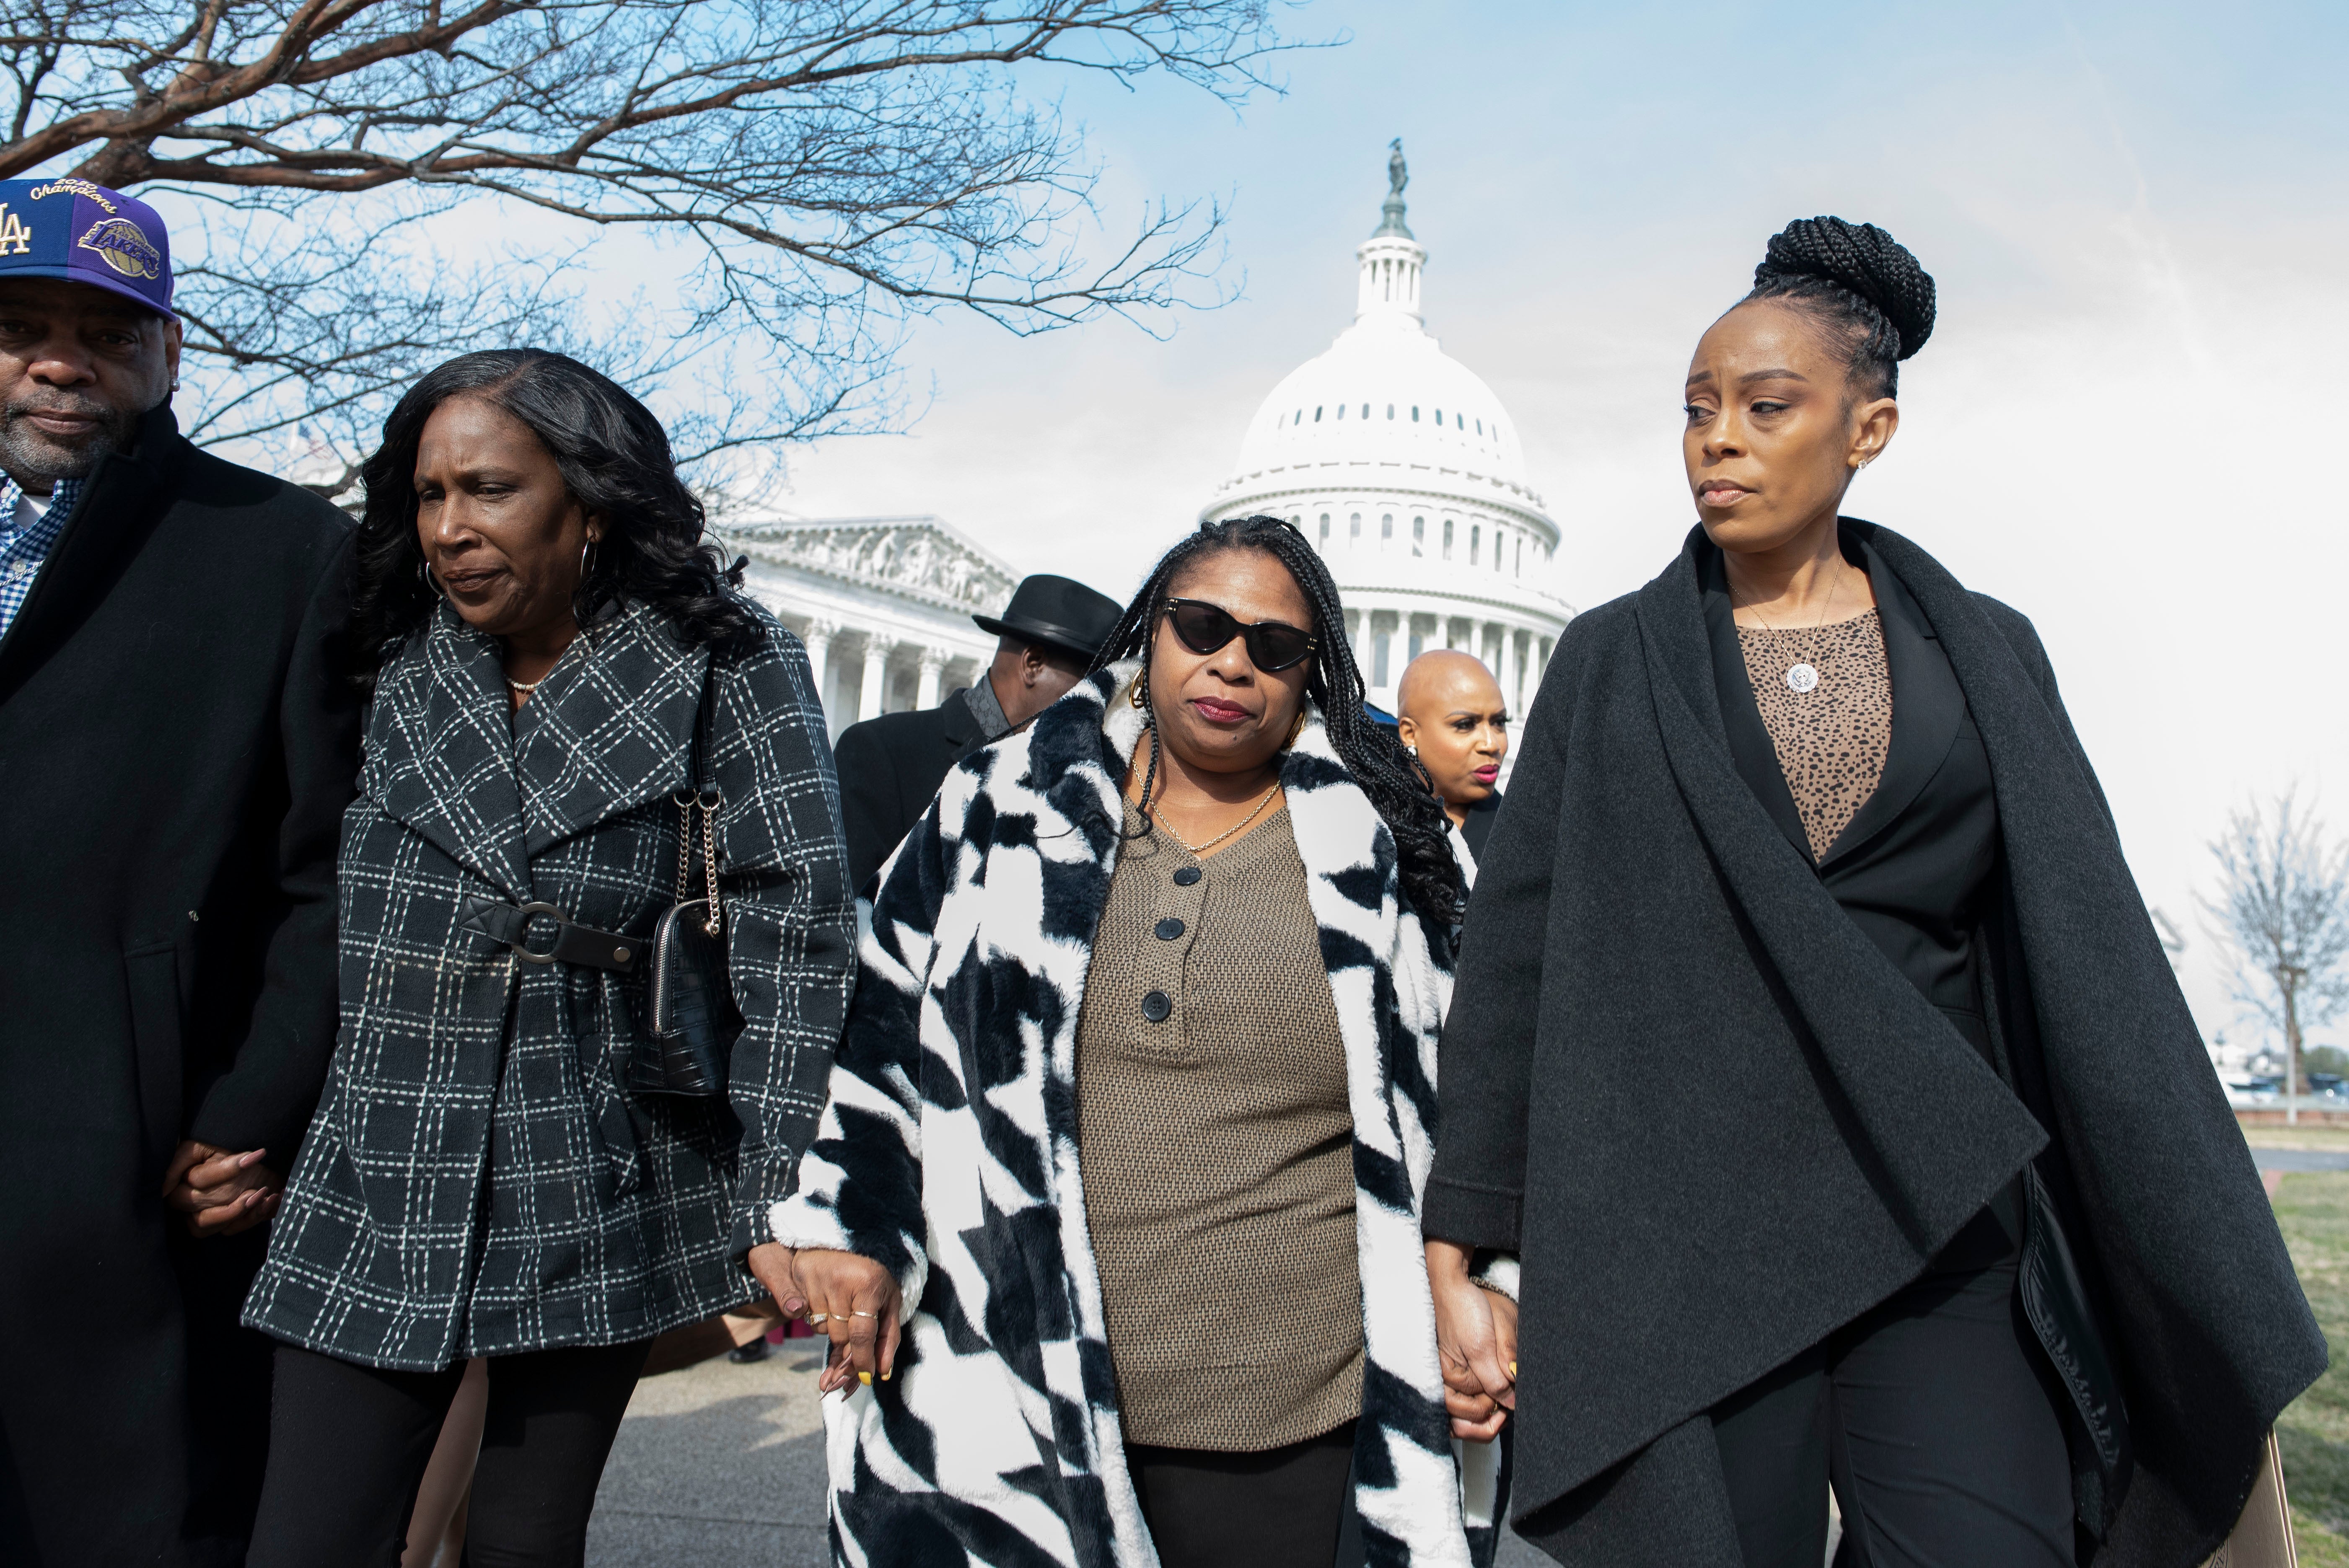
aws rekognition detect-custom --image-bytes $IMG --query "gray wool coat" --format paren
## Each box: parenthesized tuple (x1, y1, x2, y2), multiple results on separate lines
(1424, 522, 2324, 1568)
(244, 598, 857, 1370)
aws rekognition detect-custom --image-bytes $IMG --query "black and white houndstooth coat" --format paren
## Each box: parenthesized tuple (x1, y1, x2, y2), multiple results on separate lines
(244, 598, 856, 1370)
(772, 662, 1508, 1567)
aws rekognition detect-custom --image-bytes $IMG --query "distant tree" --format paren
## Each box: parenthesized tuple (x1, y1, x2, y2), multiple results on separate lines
(2150, 905, 2186, 970)
(2201, 789, 2349, 1097)
(0, 0, 1290, 486)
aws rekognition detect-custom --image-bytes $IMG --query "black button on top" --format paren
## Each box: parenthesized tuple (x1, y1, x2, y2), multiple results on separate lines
(1154, 917, 1186, 941)
(1172, 866, 1202, 887)
(1140, 990, 1173, 1023)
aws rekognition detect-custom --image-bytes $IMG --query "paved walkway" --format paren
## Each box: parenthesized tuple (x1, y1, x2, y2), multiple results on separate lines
(586, 1345, 830, 1566)
(2252, 1146, 2349, 1172)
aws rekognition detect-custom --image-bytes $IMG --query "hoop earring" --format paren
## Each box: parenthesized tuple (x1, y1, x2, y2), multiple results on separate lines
(580, 540, 596, 581)
(419, 559, 439, 596)
(1287, 709, 1307, 747)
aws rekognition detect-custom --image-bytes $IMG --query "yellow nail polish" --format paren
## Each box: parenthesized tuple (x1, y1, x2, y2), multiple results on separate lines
(1509, 1361, 1518, 1377)
(858, 1371, 873, 1385)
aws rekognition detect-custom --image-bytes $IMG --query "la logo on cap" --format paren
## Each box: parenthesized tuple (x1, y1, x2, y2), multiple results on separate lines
(0, 205, 29, 257)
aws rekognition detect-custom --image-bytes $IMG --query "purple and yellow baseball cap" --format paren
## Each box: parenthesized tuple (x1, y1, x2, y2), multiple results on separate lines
(0, 178, 173, 318)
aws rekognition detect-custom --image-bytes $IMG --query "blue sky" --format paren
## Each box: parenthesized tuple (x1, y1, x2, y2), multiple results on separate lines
(774, 0, 2349, 1048)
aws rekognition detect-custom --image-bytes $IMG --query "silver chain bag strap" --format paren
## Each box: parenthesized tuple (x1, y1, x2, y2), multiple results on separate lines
(629, 663, 744, 1097)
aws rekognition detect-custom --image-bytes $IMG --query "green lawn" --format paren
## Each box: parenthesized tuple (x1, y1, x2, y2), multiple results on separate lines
(2271, 1171, 2349, 1564)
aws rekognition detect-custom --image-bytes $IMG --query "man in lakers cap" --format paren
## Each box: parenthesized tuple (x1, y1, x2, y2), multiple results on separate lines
(0, 178, 360, 1565)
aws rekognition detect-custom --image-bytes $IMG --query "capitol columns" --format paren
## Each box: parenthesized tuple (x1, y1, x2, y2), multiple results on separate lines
(859, 636, 896, 724)
(801, 619, 839, 701)
(914, 647, 948, 711)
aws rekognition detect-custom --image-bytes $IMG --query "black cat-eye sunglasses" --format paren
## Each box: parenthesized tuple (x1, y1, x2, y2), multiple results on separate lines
(1162, 598, 1318, 673)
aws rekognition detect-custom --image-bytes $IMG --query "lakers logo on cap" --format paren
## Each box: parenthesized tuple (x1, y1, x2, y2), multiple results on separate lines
(77, 217, 161, 280)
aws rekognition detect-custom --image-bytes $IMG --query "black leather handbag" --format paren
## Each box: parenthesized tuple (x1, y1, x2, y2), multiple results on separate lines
(629, 669, 744, 1097)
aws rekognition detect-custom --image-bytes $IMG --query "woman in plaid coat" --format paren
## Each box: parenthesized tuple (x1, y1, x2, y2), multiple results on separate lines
(241, 352, 857, 1566)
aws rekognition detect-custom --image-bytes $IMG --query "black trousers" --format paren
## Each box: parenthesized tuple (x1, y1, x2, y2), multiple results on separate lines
(1709, 1260, 2074, 1568)
(1130, 1420, 1359, 1568)
(246, 1339, 651, 1568)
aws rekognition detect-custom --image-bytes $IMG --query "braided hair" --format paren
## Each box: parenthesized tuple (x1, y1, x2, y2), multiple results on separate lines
(1743, 217, 1937, 398)
(1094, 515, 1466, 927)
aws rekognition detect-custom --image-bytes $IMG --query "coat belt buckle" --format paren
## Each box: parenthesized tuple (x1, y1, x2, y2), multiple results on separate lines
(512, 901, 571, 963)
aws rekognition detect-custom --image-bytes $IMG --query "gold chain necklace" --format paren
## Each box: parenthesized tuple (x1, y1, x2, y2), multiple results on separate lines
(1155, 781, 1281, 856)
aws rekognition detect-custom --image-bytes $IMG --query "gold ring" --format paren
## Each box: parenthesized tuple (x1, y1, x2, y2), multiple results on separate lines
(808, 1313, 828, 1324)
(851, 1310, 877, 1319)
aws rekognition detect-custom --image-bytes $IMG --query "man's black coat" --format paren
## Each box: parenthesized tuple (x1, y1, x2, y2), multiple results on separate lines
(0, 404, 358, 1566)
(1425, 523, 2324, 1568)
(834, 684, 992, 894)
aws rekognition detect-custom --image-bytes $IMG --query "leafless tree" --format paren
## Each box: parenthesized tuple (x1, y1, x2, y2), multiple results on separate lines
(2201, 789, 2349, 1098)
(0, 0, 1292, 487)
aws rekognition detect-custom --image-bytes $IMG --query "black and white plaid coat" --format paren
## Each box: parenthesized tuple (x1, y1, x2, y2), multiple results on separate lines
(772, 662, 1508, 1567)
(244, 598, 856, 1370)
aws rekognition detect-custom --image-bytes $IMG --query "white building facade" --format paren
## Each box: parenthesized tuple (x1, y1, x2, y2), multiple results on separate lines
(1200, 154, 1572, 719)
(728, 513, 1018, 740)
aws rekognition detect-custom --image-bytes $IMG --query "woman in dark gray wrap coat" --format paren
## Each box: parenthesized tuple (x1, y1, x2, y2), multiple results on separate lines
(241, 351, 856, 1566)
(1424, 220, 2323, 1568)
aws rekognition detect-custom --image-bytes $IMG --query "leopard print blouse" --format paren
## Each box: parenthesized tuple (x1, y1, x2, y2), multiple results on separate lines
(1736, 610, 1892, 860)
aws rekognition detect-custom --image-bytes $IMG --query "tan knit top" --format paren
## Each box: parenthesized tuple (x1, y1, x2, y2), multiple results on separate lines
(1736, 609, 1893, 860)
(1076, 800, 1364, 1452)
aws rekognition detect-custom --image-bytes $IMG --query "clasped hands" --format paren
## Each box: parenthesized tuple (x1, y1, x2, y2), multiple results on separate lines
(744, 1240, 902, 1395)
(1426, 1238, 1517, 1443)
(161, 1140, 283, 1237)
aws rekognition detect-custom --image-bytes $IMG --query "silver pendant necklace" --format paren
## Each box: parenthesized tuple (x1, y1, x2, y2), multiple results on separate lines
(1738, 565, 1846, 694)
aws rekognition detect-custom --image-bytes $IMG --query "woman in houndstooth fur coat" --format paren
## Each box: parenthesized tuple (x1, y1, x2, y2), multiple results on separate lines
(241, 352, 857, 1565)
(775, 517, 1512, 1568)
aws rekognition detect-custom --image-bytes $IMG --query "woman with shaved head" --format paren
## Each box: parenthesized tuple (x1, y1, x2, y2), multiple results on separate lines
(1421, 217, 2320, 1566)
(1396, 649, 1509, 869)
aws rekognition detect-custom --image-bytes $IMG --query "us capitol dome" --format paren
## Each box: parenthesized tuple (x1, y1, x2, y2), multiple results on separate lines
(1201, 142, 1573, 719)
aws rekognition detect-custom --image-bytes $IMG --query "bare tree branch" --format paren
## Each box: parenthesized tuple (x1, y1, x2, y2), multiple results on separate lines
(0, 0, 1295, 481)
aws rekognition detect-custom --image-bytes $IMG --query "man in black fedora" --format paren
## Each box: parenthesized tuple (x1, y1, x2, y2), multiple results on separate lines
(834, 572, 1123, 895)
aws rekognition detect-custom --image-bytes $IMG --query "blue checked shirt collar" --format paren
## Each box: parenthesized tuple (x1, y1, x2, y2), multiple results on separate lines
(0, 473, 84, 641)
